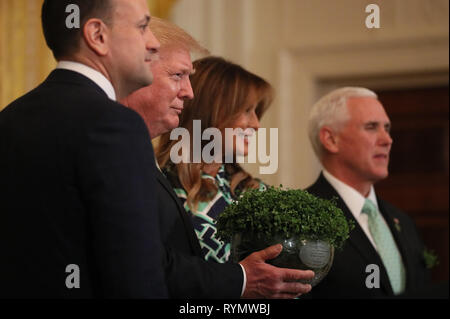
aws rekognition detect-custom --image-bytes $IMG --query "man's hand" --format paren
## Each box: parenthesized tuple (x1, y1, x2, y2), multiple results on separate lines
(240, 244, 315, 299)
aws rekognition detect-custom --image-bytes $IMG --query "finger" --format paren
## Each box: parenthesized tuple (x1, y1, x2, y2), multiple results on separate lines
(282, 269, 315, 282)
(257, 244, 283, 261)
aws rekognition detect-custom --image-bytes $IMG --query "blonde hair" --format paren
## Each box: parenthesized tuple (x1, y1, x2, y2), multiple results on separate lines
(308, 87, 378, 160)
(157, 57, 274, 211)
(149, 17, 209, 56)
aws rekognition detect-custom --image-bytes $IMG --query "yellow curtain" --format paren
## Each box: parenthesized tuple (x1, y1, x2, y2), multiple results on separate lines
(0, 0, 177, 110)
(0, 0, 55, 110)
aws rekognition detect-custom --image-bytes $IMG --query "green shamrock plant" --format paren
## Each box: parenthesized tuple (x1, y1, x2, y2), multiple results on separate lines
(216, 185, 354, 249)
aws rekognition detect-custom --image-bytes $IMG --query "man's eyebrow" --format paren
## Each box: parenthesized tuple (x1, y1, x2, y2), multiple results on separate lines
(363, 121, 391, 129)
(177, 68, 195, 76)
(166, 65, 195, 76)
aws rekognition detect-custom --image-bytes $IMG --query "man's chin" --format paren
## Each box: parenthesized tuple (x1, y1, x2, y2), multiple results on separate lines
(170, 118, 180, 129)
(142, 74, 154, 88)
(372, 170, 389, 183)
(136, 72, 154, 89)
(160, 119, 180, 136)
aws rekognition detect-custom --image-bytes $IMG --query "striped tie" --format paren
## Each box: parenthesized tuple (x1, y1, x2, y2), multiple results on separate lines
(361, 199, 406, 295)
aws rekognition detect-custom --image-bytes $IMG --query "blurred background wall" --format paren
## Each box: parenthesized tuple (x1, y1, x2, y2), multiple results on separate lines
(0, 0, 448, 283)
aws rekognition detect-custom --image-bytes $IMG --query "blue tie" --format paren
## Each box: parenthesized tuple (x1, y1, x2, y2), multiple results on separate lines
(361, 199, 406, 295)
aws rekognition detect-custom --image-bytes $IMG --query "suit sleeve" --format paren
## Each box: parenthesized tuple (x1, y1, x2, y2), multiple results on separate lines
(77, 106, 168, 298)
(165, 247, 244, 298)
(158, 169, 244, 298)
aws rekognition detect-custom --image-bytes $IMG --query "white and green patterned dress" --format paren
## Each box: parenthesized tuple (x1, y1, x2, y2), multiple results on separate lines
(163, 165, 266, 263)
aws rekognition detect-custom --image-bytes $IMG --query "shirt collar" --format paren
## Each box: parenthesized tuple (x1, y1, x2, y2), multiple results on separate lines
(322, 169, 379, 218)
(56, 61, 116, 101)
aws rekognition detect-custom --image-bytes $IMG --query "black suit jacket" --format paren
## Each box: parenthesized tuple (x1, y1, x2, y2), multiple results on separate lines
(305, 173, 431, 299)
(0, 69, 167, 298)
(155, 169, 243, 298)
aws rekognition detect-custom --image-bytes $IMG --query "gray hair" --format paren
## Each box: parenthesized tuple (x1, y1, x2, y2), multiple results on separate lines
(308, 87, 378, 160)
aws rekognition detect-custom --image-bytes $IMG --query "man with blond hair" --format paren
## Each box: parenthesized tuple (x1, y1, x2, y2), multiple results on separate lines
(122, 17, 315, 299)
(305, 87, 431, 298)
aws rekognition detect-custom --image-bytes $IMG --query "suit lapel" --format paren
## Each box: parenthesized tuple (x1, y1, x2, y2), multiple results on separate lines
(377, 200, 412, 290)
(340, 201, 394, 294)
(309, 174, 394, 294)
(155, 169, 202, 255)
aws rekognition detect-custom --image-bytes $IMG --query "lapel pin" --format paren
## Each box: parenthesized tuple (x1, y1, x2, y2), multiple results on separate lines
(393, 218, 401, 232)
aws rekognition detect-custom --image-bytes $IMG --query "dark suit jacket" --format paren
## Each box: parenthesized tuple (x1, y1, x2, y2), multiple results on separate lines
(0, 69, 167, 298)
(305, 173, 431, 299)
(155, 169, 243, 298)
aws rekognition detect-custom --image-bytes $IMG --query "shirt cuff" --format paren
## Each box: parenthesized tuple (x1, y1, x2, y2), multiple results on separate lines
(239, 263, 247, 297)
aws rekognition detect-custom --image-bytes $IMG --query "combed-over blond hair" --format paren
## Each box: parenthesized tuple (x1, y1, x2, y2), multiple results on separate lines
(150, 16, 209, 56)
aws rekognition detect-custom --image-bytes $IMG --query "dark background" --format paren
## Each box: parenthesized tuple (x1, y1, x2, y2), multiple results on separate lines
(376, 86, 449, 283)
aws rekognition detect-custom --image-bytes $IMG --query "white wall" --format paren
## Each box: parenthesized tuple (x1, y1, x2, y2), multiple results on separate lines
(170, 0, 449, 188)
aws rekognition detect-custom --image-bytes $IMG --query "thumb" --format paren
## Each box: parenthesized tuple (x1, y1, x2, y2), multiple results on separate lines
(258, 244, 283, 261)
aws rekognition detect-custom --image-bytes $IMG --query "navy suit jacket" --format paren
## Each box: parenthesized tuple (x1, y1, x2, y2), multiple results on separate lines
(0, 70, 167, 298)
(305, 173, 431, 299)
(155, 169, 243, 298)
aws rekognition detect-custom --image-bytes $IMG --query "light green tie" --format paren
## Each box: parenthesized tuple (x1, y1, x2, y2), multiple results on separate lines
(362, 199, 406, 295)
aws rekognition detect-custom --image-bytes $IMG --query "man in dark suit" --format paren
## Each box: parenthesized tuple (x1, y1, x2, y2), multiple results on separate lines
(305, 87, 431, 298)
(0, 0, 167, 298)
(121, 17, 315, 299)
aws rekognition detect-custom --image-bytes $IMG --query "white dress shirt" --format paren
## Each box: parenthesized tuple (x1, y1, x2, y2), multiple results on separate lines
(56, 61, 116, 101)
(322, 169, 391, 251)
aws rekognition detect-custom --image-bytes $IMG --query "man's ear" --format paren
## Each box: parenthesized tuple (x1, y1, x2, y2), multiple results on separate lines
(319, 126, 339, 154)
(82, 19, 109, 56)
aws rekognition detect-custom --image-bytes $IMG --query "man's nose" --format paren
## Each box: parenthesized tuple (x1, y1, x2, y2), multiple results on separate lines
(147, 29, 160, 55)
(379, 128, 393, 146)
(180, 78, 194, 100)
